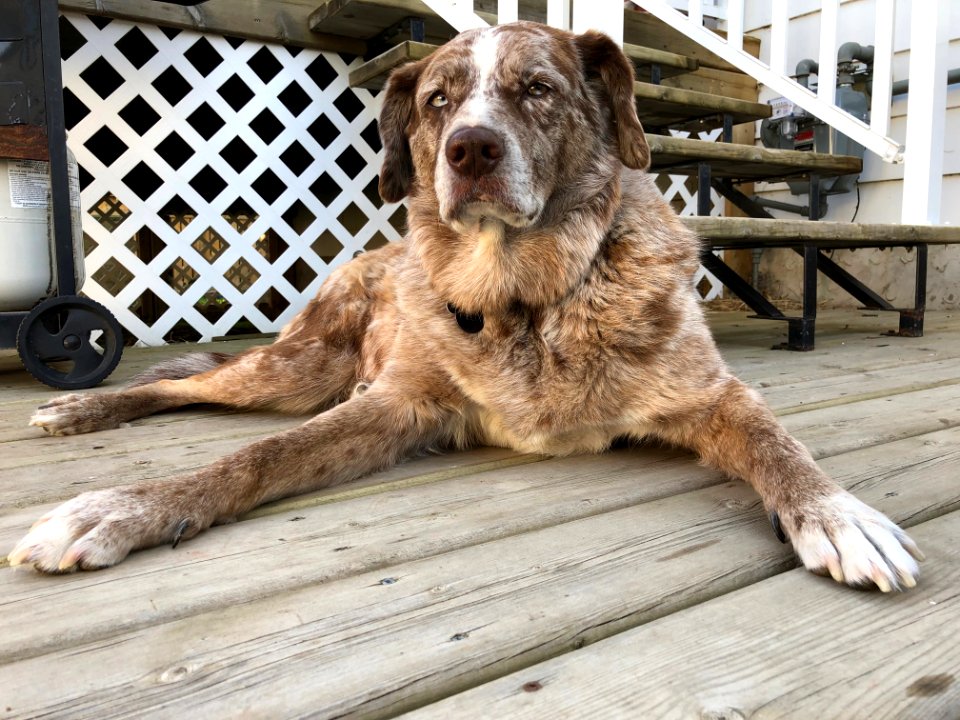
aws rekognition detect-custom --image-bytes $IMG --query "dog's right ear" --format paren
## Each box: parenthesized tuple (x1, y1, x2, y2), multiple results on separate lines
(378, 61, 424, 203)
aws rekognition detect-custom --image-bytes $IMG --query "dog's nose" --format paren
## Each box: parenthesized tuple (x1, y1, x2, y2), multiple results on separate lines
(445, 127, 504, 178)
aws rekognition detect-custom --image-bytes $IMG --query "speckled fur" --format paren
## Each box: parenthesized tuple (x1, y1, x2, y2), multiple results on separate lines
(11, 23, 922, 590)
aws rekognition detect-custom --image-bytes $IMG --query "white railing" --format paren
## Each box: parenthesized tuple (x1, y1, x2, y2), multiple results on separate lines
(635, 0, 950, 224)
(419, 0, 949, 224)
(639, 0, 903, 162)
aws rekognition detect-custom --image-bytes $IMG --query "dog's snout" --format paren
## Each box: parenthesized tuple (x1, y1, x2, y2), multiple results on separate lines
(445, 127, 504, 178)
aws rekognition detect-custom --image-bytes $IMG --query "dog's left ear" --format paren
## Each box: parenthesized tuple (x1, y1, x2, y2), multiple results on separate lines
(378, 60, 424, 203)
(574, 30, 650, 171)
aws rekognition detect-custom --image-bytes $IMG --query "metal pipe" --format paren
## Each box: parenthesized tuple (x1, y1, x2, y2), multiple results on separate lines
(751, 196, 828, 219)
(838, 41, 874, 65)
(891, 68, 960, 96)
(795, 58, 818, 89)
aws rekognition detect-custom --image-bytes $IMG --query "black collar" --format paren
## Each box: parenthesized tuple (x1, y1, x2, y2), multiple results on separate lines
(446, 302, 484, 333)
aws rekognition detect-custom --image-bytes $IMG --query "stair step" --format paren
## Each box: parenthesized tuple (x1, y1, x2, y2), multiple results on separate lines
(648, 135, 861, 182)
(350, 40, 701, 91)
(633, 82, 768, 131)
(623, 43, 699, 81)
(683, 217, 960, 249)
(349, 41, 436, 89)
(310, 0, 466, 43)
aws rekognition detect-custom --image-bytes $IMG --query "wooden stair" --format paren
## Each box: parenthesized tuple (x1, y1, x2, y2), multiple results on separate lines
(683, 217, 960, 250)
(646, 135, 860, 182)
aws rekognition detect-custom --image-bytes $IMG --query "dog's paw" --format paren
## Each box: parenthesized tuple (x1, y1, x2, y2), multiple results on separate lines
(30, 393, 124, 435)
(7, 487, 195, 573)
(772, 491, 924, 592)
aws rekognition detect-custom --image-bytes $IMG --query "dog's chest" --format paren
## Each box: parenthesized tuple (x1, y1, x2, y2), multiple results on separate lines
(442, 302, 636, 451)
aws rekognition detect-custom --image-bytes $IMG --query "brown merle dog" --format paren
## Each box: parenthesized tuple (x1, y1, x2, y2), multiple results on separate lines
(9, 22, 922, 590)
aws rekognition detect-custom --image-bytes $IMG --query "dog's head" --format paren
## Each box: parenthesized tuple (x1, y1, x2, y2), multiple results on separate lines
(379, 22, 648, 228)
(378, 22, 649, 310)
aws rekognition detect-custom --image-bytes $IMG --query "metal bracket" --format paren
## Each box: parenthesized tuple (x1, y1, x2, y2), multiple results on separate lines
(366, 16, 426, 59)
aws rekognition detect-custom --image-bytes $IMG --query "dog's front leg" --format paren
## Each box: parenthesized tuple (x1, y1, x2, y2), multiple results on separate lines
(662, 377, 923, 591)
(9, 379, 460, 573)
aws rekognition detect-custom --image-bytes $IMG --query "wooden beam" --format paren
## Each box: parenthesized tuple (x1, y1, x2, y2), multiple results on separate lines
(58, 0, 366, 54)
(623, 43, 697, 72)
(648, 135, 861, 181)
(684, 217, 960, 248)
(0, 125, 49, 161)
(663, 65, 758, 102)
(634, 81, 769, 129)
(348, 40, 435, 89)
(309, 0, 471, 42)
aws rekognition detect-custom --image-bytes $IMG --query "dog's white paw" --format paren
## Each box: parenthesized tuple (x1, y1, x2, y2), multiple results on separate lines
(7, 488, 192, 573)
(30, 393, 123, 436)
(773, 491, 923, 592)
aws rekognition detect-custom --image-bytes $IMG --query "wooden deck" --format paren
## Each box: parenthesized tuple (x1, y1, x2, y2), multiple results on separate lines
(2, 310, 959, 719)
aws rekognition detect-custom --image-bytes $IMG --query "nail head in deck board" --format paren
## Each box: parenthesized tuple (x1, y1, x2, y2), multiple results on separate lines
(401, 511, 960, 720)
(2, 436, 958, 717)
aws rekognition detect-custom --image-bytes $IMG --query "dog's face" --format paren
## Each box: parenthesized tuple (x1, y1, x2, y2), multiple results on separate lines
(379, 22, 650, 234)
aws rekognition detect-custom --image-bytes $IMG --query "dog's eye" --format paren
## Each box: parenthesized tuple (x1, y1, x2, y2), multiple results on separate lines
(428, 92, 448, 108)
(527, 82, 550, 97)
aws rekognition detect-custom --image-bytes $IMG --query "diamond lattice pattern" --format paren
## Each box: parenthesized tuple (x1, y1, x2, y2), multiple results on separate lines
(64, 13, 404, 343)
(65, 13, 719, 344)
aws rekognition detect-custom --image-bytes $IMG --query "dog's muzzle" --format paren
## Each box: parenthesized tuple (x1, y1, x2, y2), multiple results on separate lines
(445, 127, 504, 178)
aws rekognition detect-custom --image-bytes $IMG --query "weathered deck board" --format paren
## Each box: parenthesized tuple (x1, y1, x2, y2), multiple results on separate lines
(0, 411, 305, 471)
(404, 510, 960, 720)
(3, 370, 957, 567)
(1, 311, 959, 718)
(2, 429, 958, 718)
(408, 513, 960, 719)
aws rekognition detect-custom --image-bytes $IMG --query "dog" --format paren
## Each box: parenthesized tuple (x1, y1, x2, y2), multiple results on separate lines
(9, 22, 922, 590)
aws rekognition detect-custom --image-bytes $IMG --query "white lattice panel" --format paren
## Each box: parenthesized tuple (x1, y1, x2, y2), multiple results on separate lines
(660, 127, 724, 301)
(62, 13, 721, 345)
(61, 13, 404, 344)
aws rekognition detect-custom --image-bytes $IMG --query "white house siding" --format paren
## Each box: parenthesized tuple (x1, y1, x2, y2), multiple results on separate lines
(743, 0, 960, 309)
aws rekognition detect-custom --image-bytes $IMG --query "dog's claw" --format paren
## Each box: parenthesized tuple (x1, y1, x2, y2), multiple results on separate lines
(769, 511, 787, 543)
(171, 519, 191, 549)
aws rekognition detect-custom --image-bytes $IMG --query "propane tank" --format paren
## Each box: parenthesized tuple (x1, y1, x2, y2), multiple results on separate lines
(0, 147, 83, 311)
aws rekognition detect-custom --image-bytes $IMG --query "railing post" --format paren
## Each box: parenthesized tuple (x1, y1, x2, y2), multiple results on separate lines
(870, 0, 895, 140)
(725, 0, 743, 52)
(572, 0, 623, 43)
(768, 1, 788, 76)
(816, 0, 838, 105)
(901, 0, 949, 224)
(546, 0, 572, 30)
(497, 0, 518, 24)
